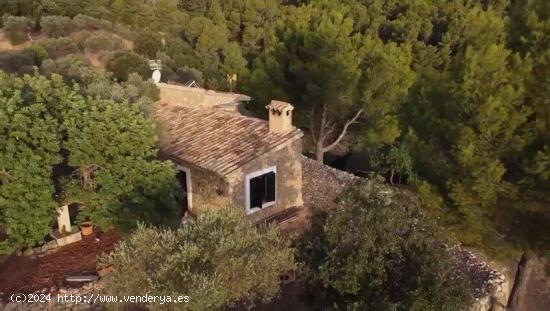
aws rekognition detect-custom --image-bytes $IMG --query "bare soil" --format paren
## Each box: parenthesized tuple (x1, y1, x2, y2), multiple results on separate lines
(0, 230, 121, 300)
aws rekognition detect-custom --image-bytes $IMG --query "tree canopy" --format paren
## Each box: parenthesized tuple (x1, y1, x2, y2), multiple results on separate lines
(0, 72, 177, 252)
(100, 207, 295, 310)
(296, 183, 473, 310)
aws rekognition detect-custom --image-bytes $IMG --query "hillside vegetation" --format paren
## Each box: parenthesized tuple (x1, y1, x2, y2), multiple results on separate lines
(0, 0, 548, 308)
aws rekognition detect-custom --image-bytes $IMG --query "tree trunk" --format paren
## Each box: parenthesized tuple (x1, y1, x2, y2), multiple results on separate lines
(507, 252, 534, 310)
(310, 106, 362, 164)
(315, 141, 325, 162)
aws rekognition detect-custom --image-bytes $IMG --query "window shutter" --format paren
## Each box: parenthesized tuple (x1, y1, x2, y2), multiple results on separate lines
(265, 172, 276, 202)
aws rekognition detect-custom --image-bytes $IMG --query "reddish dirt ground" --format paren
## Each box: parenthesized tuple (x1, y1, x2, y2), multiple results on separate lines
(0, 230, 121, 299)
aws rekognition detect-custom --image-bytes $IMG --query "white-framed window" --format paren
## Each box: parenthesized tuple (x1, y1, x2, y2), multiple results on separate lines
(245, 166, 276, 214)
(176, 165, 192, 211)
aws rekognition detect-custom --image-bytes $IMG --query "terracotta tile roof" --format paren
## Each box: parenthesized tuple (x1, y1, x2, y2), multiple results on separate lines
(266, 100, 294, 112)
(154, 102, 303, 176)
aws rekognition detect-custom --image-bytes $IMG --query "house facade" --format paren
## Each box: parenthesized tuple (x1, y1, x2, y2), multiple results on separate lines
(154, 92, 303, 222)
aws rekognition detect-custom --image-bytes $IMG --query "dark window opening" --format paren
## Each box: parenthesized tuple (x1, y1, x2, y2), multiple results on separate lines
(249, 171, 276, 209)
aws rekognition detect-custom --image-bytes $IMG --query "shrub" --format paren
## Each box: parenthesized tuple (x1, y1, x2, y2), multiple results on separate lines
(54, 54, 92, 82)
(113, 23, 132, 40)
(69, 30, 92, 49)
(133, 32, 163, 58)
(176, 66, 204, 84)
(24, 43, 49, 65)
(83, 33, 124, 53)
(100, 207, 295, 310)
(296, 182, 474, 310)
(42, 37, 79, 58)
(2, 16, 32, 44)
(83, 33, 111, 52)
(40, 15, 75, 38)
(73, 14, 111, 31)
(106, 51, 150, 81)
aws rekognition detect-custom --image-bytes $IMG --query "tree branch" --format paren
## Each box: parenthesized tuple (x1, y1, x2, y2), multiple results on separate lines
(322, 109, 362, 153)
(309, 108, 317, 142)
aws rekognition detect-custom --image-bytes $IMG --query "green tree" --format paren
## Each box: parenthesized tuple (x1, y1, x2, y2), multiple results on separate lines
(403, 8, 531, 246)
(2, 16, 32, 44)
(296, 183, 473, 310)
(356, 36, 415, 150)
(372, 143, 415, 185)
(100, 207, 295, 310)
(249, 1, 415, 162)
(106, 50, 150, 81)
(134, 31, 163, 59)
(40, 15, 74, 38)
(509, 0, 550, 191)
(250, 1, 362, 162)
(0, 72, 176, 252)
(0, 73, 67, 252)
(61, 95, 177, 229)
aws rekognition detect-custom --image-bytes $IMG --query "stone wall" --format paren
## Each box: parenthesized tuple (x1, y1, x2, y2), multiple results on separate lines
(227, 140, 303, 223)
(175, 162, 232, 213)
(157, 83, 248, 112)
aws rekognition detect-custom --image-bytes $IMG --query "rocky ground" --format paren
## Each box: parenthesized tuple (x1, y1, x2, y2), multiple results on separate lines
(0, 230, 120, 302)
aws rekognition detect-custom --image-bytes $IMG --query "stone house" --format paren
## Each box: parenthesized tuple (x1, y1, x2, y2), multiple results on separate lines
(154, 92, 304, 222)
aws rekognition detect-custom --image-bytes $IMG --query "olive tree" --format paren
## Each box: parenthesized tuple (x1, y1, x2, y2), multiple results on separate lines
(296, 182, 473, 310)
(100, 207, 295, 310)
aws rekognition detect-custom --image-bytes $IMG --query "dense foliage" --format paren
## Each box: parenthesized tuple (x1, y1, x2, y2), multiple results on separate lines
(0, 0, 548, 271)
(296, 183, 473, 310)
(100, 207, 295, 310)
(0, 72, 176, 252)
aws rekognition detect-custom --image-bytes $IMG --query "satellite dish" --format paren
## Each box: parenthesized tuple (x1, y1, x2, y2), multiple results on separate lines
(152, 70, 161, 84)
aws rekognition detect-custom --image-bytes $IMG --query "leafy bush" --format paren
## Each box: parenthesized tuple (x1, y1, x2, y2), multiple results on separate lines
(105, 50, 150, 81)
(54, 54, 93, 81)
(70, 30, 91, 49)
(176, 66, 204, 84)
(24, 43, 49, 65)
(2, 16, 32, 44)
(83, 33, 124, 53)
(296, 182, 474, 310)
(42, 37, 79, 58)
(100, 207, 295, 310)
(133, 31, 163, 58)
(73, 14, 111, 31)
(83, 34, 111, 52)
(40, 15, 75, 38)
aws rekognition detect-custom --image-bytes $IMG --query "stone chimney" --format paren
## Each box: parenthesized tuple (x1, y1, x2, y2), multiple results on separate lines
(266, 100, 294, 133)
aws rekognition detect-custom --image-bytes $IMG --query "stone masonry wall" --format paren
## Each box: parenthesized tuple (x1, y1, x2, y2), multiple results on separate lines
(226, 139, 303, 223)
(157, 83, 246, 110)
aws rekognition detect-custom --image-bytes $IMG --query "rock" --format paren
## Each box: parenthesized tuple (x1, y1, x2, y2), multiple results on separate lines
(15, 249, 22, 256)
(50, 286, 57, 292)
(40, 244, 49, 253)
(82, 283, 93, 290)
(23, 248, 34, 256)
(59, 288, 67, 294)
(47, 240, 57, 250)
(37, 252, 47, 258)
(33, 247, 42, 254)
